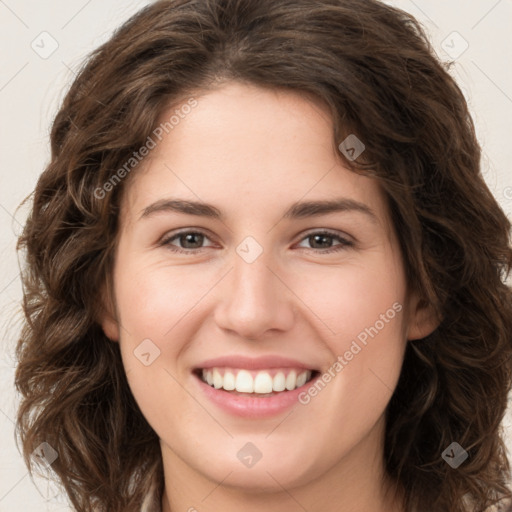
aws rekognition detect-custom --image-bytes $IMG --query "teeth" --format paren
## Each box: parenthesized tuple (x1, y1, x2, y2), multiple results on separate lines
(235, 370, 254, 393)
(213, 369, 223, 389)
(285, 370, 297, 391)
(200, 368, 312, 394)
(273, 372, 286, 392)
(254, 372, 273, 393)
(223, 371, 235, 391)
(296, 371, 307, 388)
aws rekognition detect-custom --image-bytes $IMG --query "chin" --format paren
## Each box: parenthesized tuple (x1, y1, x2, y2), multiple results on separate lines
(194, 443, 322, 492)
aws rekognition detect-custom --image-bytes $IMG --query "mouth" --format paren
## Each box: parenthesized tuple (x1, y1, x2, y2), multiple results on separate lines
(192, 355, 323, 417)
(193, 367, 319, 397)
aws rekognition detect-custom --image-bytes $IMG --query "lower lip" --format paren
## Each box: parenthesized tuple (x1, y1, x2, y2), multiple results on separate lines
(194, 372, 319, 418)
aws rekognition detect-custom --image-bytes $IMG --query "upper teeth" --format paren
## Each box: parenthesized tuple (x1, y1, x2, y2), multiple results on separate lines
(201, 368, 312, 394)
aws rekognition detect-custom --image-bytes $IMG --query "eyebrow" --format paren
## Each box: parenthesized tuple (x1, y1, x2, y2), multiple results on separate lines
(139, 197, 377, 223)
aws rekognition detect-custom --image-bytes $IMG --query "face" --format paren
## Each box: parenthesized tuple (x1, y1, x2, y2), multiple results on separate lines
(101, 82, 434, 496)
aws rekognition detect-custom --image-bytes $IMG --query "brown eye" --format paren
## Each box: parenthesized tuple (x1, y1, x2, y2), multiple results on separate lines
(308, 233, 335, 249)
(297, 230, 353, 253)
(175, 232, 205, 249)
(160, 230, 214, 254)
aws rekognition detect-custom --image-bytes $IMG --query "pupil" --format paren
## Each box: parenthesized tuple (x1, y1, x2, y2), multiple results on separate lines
(312, 234, 331, 248)
(183, 233, 203, 248)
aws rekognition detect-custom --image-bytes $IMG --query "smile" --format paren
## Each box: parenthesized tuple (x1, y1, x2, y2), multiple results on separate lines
(199, 367, 316, 395)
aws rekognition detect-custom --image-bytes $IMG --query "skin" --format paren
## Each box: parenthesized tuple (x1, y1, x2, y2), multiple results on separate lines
(101, 82, 438, 512)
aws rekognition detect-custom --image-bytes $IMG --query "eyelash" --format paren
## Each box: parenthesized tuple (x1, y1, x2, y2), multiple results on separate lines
(159, 229, 354, 255)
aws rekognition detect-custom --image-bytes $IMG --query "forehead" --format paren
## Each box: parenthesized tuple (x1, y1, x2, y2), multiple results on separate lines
(120, 82, 390, 230)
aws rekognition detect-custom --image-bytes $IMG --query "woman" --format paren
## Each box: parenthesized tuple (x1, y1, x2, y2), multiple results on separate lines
(15, 0, 512, 511)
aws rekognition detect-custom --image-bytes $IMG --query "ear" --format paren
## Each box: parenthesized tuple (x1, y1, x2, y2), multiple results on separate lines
(406, 291, 441, 341)
(96, 282, 120, 342)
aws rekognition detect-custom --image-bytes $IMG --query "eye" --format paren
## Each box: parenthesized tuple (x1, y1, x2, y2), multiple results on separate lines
(295, 230, 354, 254)
(159, 229, 354, 255)
(160, 229, 215, 254)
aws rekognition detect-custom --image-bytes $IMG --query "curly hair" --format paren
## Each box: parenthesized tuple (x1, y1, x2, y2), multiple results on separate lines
(15, 0, 512, 511)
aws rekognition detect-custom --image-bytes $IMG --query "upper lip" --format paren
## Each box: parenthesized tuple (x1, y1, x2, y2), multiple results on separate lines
(195, 355, 318, 371)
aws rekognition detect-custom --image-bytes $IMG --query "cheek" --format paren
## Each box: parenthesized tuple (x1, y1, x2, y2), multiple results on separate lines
(113, 255, 213, 340)
(290, 251, 407, 347)
(291, 252, 408, 421)
(112, 259, 207, 431)
(111, 254, 205, 398)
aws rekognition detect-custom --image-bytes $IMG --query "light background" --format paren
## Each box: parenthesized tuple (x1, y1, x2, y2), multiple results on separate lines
(0, 0, 511, 510)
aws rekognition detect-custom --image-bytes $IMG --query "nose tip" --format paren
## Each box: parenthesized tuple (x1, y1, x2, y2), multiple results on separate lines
(213, 254, 295, 341)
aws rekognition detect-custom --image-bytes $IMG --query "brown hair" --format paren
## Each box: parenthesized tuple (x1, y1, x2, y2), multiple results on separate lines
(15, 0, 512, 511)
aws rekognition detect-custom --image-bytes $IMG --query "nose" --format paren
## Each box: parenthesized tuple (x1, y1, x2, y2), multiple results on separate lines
(213, 248, 296, 340)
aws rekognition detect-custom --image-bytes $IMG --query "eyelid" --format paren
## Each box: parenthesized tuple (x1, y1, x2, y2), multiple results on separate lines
(297, 228, 354, 244)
